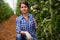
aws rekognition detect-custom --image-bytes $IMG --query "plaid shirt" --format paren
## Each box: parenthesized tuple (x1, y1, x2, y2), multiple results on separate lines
(16, 13, 37, 40)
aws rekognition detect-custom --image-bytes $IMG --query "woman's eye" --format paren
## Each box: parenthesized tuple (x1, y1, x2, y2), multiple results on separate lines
(21, 6, 27, 8)
(21, 7, 23, 8)
(25, 6, 27, 8)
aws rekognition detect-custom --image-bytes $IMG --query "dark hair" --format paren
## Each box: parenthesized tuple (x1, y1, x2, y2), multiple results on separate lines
(19, 1, 29, 8)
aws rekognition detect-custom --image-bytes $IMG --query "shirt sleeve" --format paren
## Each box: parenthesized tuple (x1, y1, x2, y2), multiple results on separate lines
(16, 18, 21, 34)
(31, 14, 37, 29)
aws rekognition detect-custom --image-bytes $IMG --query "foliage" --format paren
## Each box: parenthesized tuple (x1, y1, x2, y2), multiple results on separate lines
(16, 0, 60, 40)
(16, 0, 21, 16)
(0, 0, 13, 23)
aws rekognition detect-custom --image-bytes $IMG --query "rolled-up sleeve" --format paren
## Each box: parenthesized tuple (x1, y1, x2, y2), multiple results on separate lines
(16, 18, 21, 34)
(31, 14, 37, 29)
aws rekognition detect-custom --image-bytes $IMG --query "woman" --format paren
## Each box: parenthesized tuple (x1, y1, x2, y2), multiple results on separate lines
(16, 1, 37, 40)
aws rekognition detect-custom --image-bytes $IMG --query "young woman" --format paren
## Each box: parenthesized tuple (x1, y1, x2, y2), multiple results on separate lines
(16, 1, 37, 40)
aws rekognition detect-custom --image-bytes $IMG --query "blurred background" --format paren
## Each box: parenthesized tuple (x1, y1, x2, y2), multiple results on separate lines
(0, 0, 60, 40)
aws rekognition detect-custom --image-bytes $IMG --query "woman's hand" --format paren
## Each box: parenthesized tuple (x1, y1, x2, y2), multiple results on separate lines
(24, 31, 33, 40)
(20, 31, 33, 40)
(20, 31, 26, 34)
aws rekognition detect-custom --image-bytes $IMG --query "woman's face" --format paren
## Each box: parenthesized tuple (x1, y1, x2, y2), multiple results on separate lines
(20, 4, 28, 14)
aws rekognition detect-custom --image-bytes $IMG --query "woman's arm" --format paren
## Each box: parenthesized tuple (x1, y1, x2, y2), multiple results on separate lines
(16, 17, 26, 34)
(16, 18, 21, 34)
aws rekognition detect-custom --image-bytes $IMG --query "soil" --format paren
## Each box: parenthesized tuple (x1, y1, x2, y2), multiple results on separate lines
(0, 14, 17, 40)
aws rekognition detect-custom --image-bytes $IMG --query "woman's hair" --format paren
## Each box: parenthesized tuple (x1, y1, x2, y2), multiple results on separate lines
(19, 1, 29, 8)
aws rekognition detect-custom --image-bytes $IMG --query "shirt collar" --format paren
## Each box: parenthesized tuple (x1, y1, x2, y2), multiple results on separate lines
(21, 13, 30, 19)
